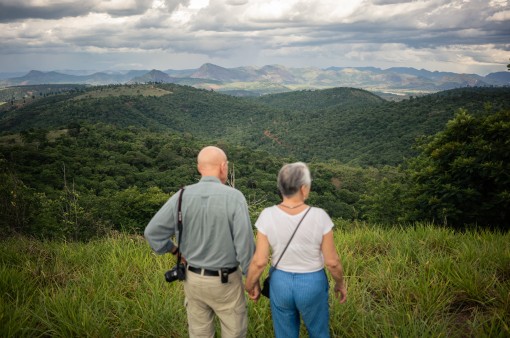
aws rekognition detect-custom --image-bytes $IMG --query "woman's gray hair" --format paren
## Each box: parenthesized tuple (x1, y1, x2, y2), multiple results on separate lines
(277, 162, 312, 197)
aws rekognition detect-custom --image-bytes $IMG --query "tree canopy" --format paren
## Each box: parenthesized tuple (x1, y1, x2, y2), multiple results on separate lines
(406, 109, 510, 228)
(2, 84, 509, 167)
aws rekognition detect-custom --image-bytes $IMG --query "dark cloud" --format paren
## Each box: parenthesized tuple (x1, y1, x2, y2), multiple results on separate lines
(163, 0, 191, 11)
(0, 2, 94, 22)
(0, 0, 166, 22)
(97, 0, 154, 18)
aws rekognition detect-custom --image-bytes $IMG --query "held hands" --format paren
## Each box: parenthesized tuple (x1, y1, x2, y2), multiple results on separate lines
(245, 281, 261, 302)
(334, 282, 347, 304)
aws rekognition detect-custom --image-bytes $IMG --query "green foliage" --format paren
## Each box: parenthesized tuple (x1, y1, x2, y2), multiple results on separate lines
(0, 125, 201, 239)
(1, 84, 509, 235)
(1, 226, 509, 337)
(99, 187, 171, 233)
(306, 161, 379, 220)
(406, 109, 510, 229)
(251, 87, 510, 165)
(2, 84, 509, 166)
(19, 128, 47, 145)
(250, 87, 385, 111)
(0, 84, 86, 105)
(360, 166, 413, 224)
(0, 162, 41, 236)
(0, 123, 388, 239)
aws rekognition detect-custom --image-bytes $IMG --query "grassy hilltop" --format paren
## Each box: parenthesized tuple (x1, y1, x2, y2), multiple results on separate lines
(1, 224, 509, 337)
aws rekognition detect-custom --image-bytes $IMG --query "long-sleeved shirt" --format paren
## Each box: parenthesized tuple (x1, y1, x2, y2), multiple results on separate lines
(144, 176, 255, 275)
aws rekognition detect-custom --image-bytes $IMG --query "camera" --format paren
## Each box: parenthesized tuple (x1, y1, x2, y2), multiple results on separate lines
(165, 263, 186, 283)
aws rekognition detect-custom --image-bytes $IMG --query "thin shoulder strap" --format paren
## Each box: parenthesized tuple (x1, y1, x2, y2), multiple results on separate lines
(273, 207, 312, 269)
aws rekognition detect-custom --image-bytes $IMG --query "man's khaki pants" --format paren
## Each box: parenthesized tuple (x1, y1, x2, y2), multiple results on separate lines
(183, 268, 247, 338)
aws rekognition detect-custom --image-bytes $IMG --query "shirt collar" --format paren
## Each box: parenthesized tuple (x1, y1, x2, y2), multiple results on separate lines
(200, 176, 222, 184)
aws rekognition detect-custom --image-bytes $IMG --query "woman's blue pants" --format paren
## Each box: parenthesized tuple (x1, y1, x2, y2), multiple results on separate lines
(270, 269, 330, 338)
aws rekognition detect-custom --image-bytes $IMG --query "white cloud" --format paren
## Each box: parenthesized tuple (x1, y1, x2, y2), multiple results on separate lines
(489, 0, 508, 7)
(0, 0, 508, 74)
(488, 10, 510, 21)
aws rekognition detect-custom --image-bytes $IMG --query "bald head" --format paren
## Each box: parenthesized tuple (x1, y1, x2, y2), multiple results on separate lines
(197, 146, 228, 183)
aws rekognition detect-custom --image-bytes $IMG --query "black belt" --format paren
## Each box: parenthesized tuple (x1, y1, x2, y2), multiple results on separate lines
(188, 266, 237, 276)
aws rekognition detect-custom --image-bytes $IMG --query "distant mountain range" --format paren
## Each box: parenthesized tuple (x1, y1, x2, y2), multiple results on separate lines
(1, 63, 509, 96)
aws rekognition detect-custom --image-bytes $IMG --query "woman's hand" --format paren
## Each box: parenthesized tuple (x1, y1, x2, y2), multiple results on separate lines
(322, 231, 347, 304)
(246, 281, 261, 301)
(334, 282, 347, 304)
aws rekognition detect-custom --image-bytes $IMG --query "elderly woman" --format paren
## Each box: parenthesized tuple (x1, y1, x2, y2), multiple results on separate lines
(245, 162, 347, 338)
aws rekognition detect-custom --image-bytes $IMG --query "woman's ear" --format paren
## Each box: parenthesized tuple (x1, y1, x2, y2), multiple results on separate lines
(301, 185, 310, 199)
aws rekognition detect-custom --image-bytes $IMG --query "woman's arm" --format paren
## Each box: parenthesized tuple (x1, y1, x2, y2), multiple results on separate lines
(321, 230, 347, 303)
(244, 232, 270, 301)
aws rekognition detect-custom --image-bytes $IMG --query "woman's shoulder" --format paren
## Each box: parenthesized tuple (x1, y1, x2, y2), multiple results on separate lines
(309, 206, 329, 216)
(257, 205, 279, 219)
(308, 206, 334, 223)
(262, 205, 280, 213)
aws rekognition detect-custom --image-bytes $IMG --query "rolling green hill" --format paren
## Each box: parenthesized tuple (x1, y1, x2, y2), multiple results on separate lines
(249, 87, 385, 111)
(1, 84, 509, 166)
(253, 87, 510, 165)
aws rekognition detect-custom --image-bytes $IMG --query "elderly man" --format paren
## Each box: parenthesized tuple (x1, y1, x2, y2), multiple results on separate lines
(145, 146, 255, 338)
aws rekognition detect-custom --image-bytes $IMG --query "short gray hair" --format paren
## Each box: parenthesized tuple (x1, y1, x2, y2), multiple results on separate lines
(277, 162, 312, 197)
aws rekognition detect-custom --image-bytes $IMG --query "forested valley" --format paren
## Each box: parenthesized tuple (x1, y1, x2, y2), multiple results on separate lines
(1, 84, 509, 239)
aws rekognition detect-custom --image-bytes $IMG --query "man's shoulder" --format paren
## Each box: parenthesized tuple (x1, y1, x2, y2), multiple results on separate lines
(186, 181, 247, 199)
(219, 184, 247, 201)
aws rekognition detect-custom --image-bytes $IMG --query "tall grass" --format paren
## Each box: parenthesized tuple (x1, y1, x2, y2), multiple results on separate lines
(1, 224, 509, 337)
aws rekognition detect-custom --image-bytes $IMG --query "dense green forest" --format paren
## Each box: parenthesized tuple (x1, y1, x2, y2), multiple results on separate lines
(251, 87, 510, 165)
(0, 123, 384, 239)
(2, 84, 509, 165)
(0, 84, 509, 239)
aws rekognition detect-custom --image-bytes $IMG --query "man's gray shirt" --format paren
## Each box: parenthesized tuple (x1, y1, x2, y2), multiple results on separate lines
(144, 176, 255, 274)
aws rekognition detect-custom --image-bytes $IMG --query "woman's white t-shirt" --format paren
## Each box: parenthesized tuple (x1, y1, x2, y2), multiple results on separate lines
(255, 206, 334, 273)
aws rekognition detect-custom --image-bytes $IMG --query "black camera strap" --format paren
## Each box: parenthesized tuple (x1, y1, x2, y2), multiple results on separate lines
(176, 188, 185, 265)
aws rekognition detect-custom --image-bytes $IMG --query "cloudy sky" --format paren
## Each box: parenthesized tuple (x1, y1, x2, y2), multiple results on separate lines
(1, 0, 509, 75)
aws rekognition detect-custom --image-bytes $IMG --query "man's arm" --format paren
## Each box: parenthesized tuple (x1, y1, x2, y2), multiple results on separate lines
(245, 232, 270, 301)
(231, 197, 255, 275)
(144, 194, 178, 255)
